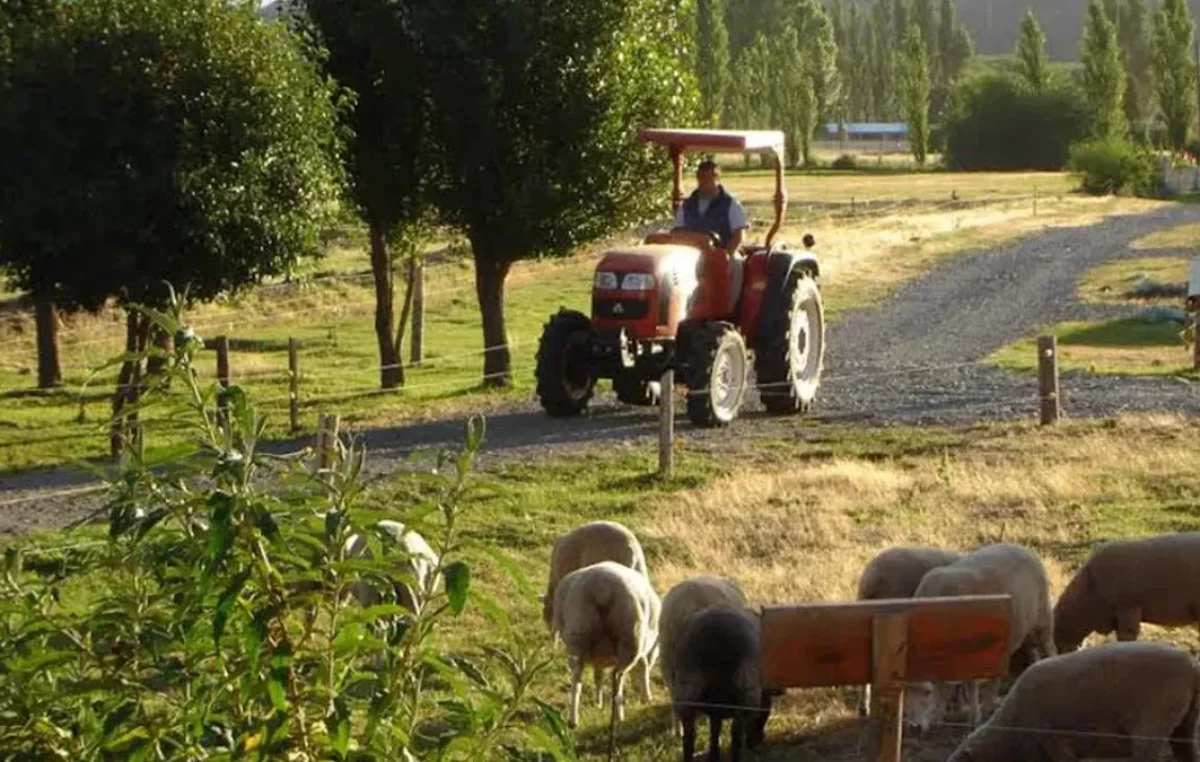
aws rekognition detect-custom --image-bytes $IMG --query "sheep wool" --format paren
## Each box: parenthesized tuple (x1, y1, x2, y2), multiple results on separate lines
(543, 521, 649, 628)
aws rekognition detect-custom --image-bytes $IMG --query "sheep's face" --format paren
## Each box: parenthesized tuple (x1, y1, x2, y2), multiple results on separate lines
(903, 681, 948, 733)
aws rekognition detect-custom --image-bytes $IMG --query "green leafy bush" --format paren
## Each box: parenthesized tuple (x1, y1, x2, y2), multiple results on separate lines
(0, 292, 574, 760)
(943, 73, 1089, 170)
(830, 154, 859, 170)
(1069, 139, 1161, 197)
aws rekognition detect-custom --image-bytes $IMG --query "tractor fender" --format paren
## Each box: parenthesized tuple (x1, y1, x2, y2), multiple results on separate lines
(754, 250, 820, 345)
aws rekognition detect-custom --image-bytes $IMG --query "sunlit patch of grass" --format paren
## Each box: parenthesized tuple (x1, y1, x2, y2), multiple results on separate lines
(1077, 256, 1191, 305)
(988, 318, 1196, 377)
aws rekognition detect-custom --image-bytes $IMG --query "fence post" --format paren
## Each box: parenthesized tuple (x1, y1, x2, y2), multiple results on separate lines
(288, 338, 300, 433)
(869, 612, 909, 762)
(658, 370, 675, 479)
(411, 261, 425, 366)
(1037, 335, 1060, 426)
(1192, 315, 1200, 371)
(215, 335, 230, 428)
(316, 413, 340, 480)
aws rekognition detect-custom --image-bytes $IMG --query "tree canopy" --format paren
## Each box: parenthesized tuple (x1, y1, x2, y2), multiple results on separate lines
(1152, 0, 1198, 152)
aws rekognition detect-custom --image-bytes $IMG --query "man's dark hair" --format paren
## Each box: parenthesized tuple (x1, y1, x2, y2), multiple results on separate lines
(697, 159, 719, 173)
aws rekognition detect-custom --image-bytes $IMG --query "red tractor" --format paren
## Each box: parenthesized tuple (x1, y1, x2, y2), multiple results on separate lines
(535, 128, 824, 427)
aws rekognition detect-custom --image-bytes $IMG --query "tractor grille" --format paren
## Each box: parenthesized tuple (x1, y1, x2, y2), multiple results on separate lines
(593, 297, 649, 320)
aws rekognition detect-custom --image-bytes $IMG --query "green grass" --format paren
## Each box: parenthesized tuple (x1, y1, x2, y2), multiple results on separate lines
(988, 317, 1196, 376)
(1077, 255, 1191, 305)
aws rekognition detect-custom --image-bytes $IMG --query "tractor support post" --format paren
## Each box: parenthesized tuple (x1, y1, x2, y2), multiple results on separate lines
(670, 146, 684, 215)
(765, 147, 787, 248)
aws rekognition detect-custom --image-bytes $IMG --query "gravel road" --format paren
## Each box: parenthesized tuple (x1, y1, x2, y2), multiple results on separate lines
(5, 203, 1200, 535)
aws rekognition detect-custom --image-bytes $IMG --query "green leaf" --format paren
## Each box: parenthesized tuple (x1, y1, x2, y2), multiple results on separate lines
(449, 656, 490, 689)
(213, 568, 252, 646)
(101, 699, 137, 742)
(267, 677, 289, 711)
(205, 492, 235, 568)
(443, 561, 470, 616)
(325, 509, 344, 541)
(326, 696, 351, 757)
(534, 698, 573, 751)
(464, 414, 486, 453)
(251, 504, 280, 543)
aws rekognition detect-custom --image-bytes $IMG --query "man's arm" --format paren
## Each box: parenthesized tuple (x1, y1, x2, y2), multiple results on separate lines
(726, 198, 748, 255)
(726, 227, 745, 256)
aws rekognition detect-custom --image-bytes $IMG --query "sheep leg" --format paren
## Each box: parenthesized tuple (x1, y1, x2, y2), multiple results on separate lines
(1115, 607, 1142, 642)
(568, 656, 584, 729)
(978, 680, 1001, 721)
(611, 666, 628, 722)
(681, 710, 697, 762)
(639, 657, 653, 701)
(969, 682, 982, 727)
(594, 665, 605, 709)
(858, 684, 871, 717)
(707, 714, 723, 762)
(730, 716, 745, 762)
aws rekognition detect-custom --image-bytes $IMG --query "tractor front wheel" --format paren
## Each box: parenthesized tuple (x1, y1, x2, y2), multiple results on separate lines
(536, 310, 596, 417)
(756, 273, 825, 415)
(684, 322, 748, 428)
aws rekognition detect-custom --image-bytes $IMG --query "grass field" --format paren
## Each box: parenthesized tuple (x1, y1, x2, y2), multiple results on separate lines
(0, 171, 1157, 473)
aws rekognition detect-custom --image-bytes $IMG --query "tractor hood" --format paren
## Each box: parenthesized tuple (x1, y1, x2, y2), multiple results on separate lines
(595, 244, 700, 276)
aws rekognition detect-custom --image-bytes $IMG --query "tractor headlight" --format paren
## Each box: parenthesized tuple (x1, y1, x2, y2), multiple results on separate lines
(594, 271, 619, 290)
(621, 273, 656, 291)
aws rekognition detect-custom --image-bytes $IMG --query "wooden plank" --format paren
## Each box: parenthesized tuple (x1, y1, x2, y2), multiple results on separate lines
(869, 613, 908, 762)
(288, 338, 300, 433)
(658, 369, 674, 479)
(760, 595, 1011, 690)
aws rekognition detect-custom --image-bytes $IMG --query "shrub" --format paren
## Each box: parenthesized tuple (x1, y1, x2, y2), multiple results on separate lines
(943, 73, 1089, 170)
(0, 291, 574, 759)
(830, 153, 859, 170)
(1069, 139, 1161, 197)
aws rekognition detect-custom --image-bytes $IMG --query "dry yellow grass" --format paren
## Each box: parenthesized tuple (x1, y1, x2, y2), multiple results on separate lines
(634, 415, 1200, 761)
(1131, 220, 1200, 250)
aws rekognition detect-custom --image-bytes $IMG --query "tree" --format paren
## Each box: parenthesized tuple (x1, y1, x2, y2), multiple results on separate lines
(697, 0, 732, 126)
(1080, 0, 1128, 140)
(0, 0, 340, 449)
(1015, 8, 1051, 92)
(1152, 0, 1197, 152)
(871, 2, 895, 118)
(938, 0, 974, 86)
(728, 33, 773, 137)
(897, 23, 931, 164)
(304, 1, 436, 390)
(892, 0, 910, 42)
(1118, 0, 1153, 141)
(795, 0, 840, 129)
(913, 0, 939, 80)
(770, 27, 815, 165)
(416, 0, 698, 386)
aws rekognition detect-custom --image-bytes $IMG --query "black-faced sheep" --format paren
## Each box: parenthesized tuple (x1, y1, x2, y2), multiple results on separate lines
(905, 543, 1055, 732)
(671, 605, 777, 762)
(948, 641, 1200, 762)
(855, 546, 961, 716)
(551, 560, 660, 729)
(1055, 532, 1200, 654)
(543, 521, 648, 629)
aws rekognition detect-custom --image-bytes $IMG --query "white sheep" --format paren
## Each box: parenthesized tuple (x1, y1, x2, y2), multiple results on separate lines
(543, 520, 648, 629)
(947, 641, 1200, 762)
(551, 560, 660, 729)
(343, 520, 440, 613)
(855, 546, 961, 716)
(905, 543, 1055, 732)
(1055, 532, 1200, 654)
(670, 605, 778, 762)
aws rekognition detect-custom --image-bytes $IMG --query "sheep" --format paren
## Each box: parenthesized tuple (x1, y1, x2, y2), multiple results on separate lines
(671, 605, 778, 762)
(1055, 532, 1200, 655)
(543, 521, 649, 630)
(551, 560, 661, 729)
(904, 543, 1055, 733)
(855, 546, 961, 716)
(947, 641, 1200, 762)
(343, 520, 440, 613)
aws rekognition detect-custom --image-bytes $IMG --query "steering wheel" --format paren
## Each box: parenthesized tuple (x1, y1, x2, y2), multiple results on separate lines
(670, 226, 723, 249)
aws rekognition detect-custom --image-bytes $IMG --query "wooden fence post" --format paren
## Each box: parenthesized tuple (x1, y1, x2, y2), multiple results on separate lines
(1188, 259, 1200, 369)
(215, 335, 230, 428)
(316, 413, 340, 479)
(1037, 335, 1060, 426)
(658, 370, 674, 479)
(869, 613, 909, 762)
(1193, 315, 1200, 371)
(411, 261, 425, 366)
(288, 338, 300, 433)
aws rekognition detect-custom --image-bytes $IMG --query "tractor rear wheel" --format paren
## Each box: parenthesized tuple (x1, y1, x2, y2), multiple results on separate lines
(536, 310, 596, 417)
(684, 322, 748, 428)
(613, 373, 660, 406)
(756, 272, 825, 415)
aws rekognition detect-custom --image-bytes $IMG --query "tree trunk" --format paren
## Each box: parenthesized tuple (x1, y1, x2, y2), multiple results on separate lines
(369, 220, 404, 389)
(474, 254, 512, 388)
(33, 292, 62, 389)
(110, 311, 149, 459)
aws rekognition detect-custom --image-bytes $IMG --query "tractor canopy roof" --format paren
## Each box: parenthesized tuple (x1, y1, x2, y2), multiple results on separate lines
(637, 128, 785, 158)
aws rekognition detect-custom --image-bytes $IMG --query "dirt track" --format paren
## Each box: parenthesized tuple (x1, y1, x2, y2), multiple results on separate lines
(4, 203, 1200, 535)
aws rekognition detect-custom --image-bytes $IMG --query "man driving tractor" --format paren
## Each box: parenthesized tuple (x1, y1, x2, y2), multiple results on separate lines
(675, 159, 749, 255)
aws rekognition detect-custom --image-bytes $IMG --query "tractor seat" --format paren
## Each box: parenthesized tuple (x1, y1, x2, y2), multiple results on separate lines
(728, 254, 745, 315)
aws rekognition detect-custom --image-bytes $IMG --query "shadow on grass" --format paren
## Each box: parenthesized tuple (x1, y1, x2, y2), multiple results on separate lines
(1058, 318, 1183, 348)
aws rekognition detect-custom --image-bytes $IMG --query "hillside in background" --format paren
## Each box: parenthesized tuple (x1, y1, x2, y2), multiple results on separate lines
(940, 0, 1200, 60)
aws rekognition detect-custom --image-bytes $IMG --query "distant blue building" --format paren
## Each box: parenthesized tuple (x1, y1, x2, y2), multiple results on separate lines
(823, 123, 910, 140)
